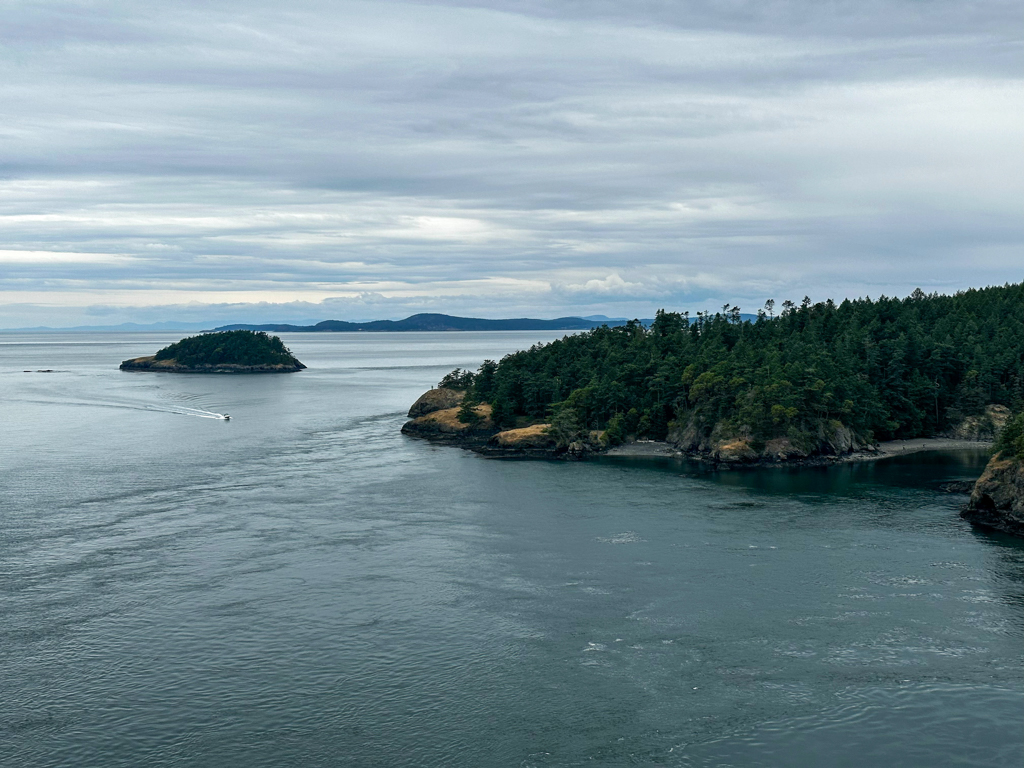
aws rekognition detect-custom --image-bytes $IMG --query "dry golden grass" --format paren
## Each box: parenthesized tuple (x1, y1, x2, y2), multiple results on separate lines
(493, 423, 554, 448)
(415, 404, 492, 433)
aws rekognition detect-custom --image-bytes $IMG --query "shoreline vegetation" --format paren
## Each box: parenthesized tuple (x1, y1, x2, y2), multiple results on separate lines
(404, 284, 1024, 463)
(401, 392, 997, 467)
(120, 330, 306, 373)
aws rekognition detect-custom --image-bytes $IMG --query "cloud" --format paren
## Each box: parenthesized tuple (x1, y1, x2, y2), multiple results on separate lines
(0, 0, 1021, 326)
(561, 274, 645, 296)
(0, 250, 136, 264)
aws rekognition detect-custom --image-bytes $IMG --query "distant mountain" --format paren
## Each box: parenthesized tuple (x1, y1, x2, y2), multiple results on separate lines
(2, 312, 763, 333)
(213, 313, 653, 333)
(210, 312, 776, 333)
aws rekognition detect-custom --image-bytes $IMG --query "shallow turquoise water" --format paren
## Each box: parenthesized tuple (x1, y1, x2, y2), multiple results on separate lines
(2, 332, 1022, 767)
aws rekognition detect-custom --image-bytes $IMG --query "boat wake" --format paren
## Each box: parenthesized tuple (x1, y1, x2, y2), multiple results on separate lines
(13, 397, 230, 420)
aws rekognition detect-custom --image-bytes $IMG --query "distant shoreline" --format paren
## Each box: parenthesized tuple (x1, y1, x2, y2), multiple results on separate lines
(605, 437, 992, 464)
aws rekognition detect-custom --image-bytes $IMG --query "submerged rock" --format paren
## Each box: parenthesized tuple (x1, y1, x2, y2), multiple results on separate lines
(961, 453, 1024, 538)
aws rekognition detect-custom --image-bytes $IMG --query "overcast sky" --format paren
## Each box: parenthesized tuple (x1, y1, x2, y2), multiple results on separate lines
(1, 0, 1021, 326)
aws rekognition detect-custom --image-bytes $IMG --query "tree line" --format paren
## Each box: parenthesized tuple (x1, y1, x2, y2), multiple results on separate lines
(439, 284, 1024, 449)
(155, 330, 298, 367)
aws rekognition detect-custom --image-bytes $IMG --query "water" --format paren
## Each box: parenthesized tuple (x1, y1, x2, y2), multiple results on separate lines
(2, 332, 1022, 767)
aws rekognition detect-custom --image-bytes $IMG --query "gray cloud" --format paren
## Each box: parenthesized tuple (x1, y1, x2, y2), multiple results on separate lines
(0, 0, 1021, 327)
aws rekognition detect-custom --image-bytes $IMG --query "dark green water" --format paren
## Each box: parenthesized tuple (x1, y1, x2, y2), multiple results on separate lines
(2, 333, 1022, 767)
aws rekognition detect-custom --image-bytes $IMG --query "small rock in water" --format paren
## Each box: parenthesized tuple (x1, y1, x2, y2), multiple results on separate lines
(939, 481, 975, 493)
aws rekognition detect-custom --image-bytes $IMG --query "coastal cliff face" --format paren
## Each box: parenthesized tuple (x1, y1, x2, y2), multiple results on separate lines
(401, 404, 494, 441)
(120, 355, 306, 373)
(666, 417, 869, 465)
(962, 453, 1024, 537)
(946, 404, 1011, 441)
(407, 387, 464, 418)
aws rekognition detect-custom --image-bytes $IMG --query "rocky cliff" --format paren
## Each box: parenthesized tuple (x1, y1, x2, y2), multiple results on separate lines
(961, 453, 1024, 537)
(666, 417, 871, 465)
(407, 387, 465, 417)
(400, 403, 494, 442)
(946, 404, 1011, 441)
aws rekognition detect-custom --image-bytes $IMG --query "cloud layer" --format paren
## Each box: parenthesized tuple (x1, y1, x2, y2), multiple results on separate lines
(1, 0, 1021, 326)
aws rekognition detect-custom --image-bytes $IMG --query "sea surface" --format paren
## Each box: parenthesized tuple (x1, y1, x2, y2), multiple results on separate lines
(1, 331, 1022, 767)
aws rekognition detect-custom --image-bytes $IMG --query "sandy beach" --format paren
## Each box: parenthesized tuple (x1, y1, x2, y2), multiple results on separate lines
(605, 440, 679, 457)
(842, 437, 991, 462)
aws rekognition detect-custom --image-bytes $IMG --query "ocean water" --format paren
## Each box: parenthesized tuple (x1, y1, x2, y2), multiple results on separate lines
(1, 331, 1022, 768)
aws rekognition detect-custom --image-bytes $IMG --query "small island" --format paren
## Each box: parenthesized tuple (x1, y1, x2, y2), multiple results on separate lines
(120, 330, 306, 373)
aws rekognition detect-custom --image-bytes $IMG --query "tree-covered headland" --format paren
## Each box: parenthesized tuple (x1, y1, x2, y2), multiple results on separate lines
(438, 284, 1024, 459)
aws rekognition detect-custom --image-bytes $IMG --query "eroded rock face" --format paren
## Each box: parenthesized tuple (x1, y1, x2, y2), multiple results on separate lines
(947, 405, 1011, 441)
(667, 416, 865, 464)
(762, 438, 809, 461)
(715, 439, 759, 462)
(962, 452, 1024, 538)
(407, 387, 465, 418)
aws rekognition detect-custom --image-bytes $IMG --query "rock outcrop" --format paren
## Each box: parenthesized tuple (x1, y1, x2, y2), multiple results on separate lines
(961, 452, 1024, 537)
(401, 388, 582, 457)
(666, 417, 869, 465)
(946, 405, 1011, 441)
(407, 387, 465, 418)
(119, 356, 305, 373)
(400, 404, 493, 441)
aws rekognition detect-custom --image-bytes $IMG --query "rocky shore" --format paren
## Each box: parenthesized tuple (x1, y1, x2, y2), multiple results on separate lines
(401, 387, 996, 466)
(401, 388, 597, 458)
(961, 453, 1024, 537)
(120, 355, 306, 373)
(607, 437, 993, 466)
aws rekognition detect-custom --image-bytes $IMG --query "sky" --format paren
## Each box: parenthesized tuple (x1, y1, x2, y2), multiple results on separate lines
(1, 0, 1022, 327)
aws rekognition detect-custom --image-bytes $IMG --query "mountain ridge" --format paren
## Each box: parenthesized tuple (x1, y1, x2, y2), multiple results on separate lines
(212, 313, 661, 333)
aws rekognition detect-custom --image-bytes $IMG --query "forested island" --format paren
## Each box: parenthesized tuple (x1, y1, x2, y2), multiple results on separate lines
(403, 284, 1024, 464)
(120, 330, 306, 373)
